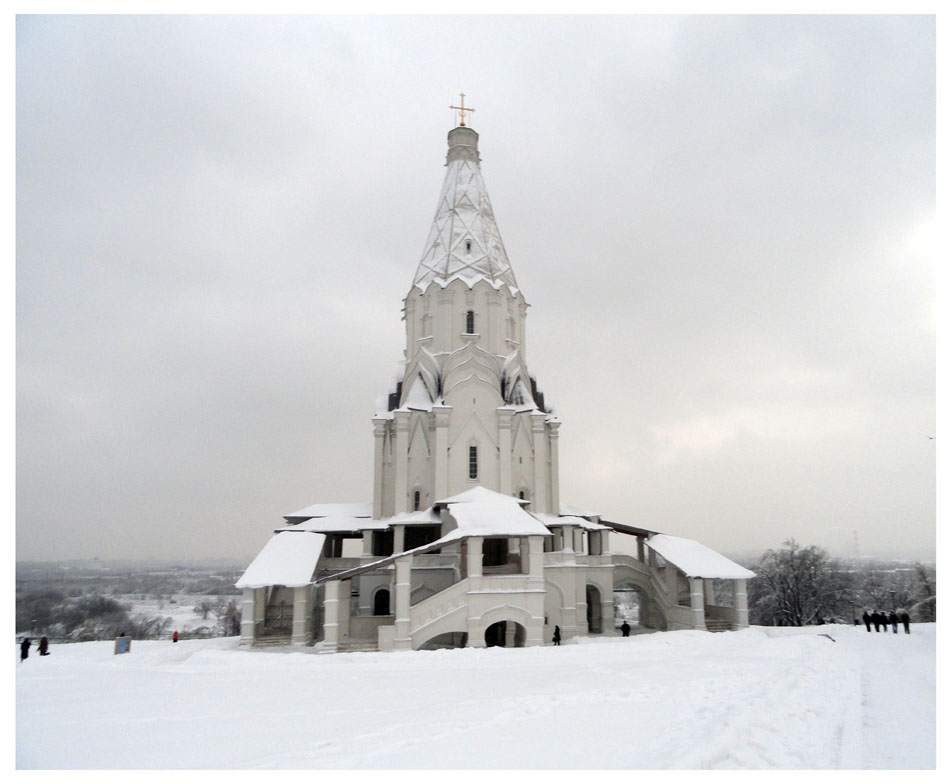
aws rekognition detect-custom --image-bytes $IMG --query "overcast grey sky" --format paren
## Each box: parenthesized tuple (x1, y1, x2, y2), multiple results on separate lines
(16, 15, 935, 563)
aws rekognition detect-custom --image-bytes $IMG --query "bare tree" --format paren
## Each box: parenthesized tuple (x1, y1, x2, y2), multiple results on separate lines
(750, 540, 851, 626)
(193, 599, 215, 620)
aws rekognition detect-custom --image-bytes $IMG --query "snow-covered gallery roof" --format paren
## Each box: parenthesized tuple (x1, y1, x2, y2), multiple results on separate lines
(236, 531, 326, 589)
(647, 534, 755, 580)
(412, 126, 520, 295)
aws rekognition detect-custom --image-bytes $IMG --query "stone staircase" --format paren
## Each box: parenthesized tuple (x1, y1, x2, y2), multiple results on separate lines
(705, 618, 734, 633)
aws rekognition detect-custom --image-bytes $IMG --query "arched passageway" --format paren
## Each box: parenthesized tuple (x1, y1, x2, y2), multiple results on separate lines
(613, 582, 663, 631)
(586, 585, 603, 634)
(484, 620, 526, 648)
(418, 631, 468, 650)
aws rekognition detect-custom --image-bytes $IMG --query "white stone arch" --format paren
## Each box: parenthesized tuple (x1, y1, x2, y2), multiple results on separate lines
(543, 579, 566, 630)
(511, 414, 534, 457)
(407, 416, 431, 457)
(442, 371, 504, 404)
(470, 602, 538, 641)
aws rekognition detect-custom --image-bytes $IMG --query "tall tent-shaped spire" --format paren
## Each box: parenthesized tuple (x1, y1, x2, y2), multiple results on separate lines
(412, 126, 520, 295)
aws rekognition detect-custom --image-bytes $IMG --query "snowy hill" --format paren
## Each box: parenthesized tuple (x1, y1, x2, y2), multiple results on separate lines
(16, 624, 935, 769)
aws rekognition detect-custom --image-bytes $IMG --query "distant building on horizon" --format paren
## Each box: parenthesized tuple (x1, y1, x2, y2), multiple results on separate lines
(236, 111, 755, 651)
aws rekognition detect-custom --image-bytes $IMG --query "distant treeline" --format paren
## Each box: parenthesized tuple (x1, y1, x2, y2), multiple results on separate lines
(16, 562, 244, 641)
(16, 563, 243, 599)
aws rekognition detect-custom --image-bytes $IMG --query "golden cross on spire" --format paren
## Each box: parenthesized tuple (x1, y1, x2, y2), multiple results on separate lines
(449, 93, 476, 127)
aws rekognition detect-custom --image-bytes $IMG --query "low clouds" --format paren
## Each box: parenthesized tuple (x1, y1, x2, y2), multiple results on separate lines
(16, 16, 934, 562)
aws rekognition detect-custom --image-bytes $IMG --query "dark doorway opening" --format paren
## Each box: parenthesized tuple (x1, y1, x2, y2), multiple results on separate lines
(484, 620, 526, 648)
(483, 538, 508, 567)
(373, 588, 391, 616)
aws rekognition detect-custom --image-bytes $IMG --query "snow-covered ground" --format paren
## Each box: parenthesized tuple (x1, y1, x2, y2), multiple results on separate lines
(16, 623, 935, 769)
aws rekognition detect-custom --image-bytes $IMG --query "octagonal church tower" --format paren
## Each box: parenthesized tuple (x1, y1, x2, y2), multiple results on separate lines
(372, 124, 561, 518)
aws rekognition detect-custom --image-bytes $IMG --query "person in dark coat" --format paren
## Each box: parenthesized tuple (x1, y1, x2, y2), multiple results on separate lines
(872, 611, 881, 632)
(900, 611, 910, 634)
(620, 621, 631, 637)
(862, 611, 871, 632)
(38, 637, 49, 656)
(20, 637, 30, 661)
(888, 611, 898, 633)
(552, 625, 561, 646)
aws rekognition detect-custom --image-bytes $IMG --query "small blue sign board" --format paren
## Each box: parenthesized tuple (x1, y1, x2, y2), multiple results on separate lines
(114, 637, 131, 655)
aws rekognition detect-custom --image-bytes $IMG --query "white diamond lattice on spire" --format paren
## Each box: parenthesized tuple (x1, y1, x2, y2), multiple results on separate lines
(413, 129, 519, 294)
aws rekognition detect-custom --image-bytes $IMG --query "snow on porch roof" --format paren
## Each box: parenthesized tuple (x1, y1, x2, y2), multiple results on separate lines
(647, 534, 755, 580)
(532, 513, 610, 532)
(284, 502, 373, 520)
(236, 531, 327, 589)
(442, 499, 551, 540)
(435, 485, 530, 507)
(277, 516, 390, 533)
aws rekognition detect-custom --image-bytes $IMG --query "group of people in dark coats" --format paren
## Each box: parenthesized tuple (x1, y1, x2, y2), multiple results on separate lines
(19, 636, 50, 661)
(861, 609, 911, 634)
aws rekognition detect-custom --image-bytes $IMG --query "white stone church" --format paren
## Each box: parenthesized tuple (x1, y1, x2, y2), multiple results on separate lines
(236, 114, 754, 651)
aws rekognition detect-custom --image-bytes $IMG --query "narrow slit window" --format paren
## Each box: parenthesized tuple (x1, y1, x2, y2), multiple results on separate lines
(465, 310, 475, 334)
(413, 489, 421, 511)
(469, 445, 478, 479)
(465, 239, 472, 253)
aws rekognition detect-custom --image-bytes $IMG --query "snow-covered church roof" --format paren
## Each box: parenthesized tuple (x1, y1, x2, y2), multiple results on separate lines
(647, 534, 756, 580)
(236, 531, 326, 589)
(412, 126, 520, 295)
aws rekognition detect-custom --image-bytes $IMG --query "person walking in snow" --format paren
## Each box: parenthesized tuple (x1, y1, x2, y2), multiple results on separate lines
(20, 637, 30, 661)
(553, 625, 561, 646)
(862, 611, 871, 632)
(172, 631, 179, 643)
(38, 637, 49, 656)
(900, 610, 911, 634)
(871, 611, 882, 632)
(888, 611, 899, 633)
(621, 621, 631, 637)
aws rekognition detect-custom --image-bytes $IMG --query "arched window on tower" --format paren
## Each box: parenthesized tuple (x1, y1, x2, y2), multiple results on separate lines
(469, 445, 478, 480)
(517, 487, 531, 509)
(465, 239, 472, 253)
(413, 489, 421, 511)
(465, 310, 475, 334)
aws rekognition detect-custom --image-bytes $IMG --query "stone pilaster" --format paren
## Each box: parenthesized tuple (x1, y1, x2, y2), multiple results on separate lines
(734, 579, 749, 629)
(466, 536, 483, 578)
(392, 411, 410, 514)
(394, 555, 414, 650)
(291, 585, 312, 644)
(432, 405, 451, 500)
(548, 419, 560, 515)
(372, 417, 388, 519)
(531, 411, 548, 513)
(690, 577, 705, 630)
(240, 588, 258, 645)
(323, 581, 340, 653)
(497, 408, 513, 495)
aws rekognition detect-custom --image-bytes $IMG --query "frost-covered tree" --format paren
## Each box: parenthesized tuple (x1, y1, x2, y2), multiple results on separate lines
(750, 540, 850, 626)
(911, 562, 936, 621)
